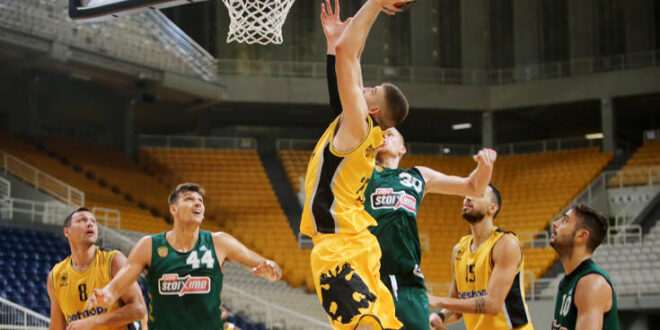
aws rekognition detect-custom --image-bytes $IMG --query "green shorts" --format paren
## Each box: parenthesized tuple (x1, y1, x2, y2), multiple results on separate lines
(392, 285, 429, 330)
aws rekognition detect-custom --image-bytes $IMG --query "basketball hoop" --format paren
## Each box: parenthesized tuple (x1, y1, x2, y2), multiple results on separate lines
(221, 0, 296, 45)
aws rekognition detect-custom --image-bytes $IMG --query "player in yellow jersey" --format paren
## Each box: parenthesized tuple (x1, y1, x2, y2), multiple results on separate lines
(48, 208, 146, 330)
(300, 0, 411, 328)
(428, 185, 534, 330)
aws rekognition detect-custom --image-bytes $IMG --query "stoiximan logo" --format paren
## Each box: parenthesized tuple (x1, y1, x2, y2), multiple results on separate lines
(158, 273, 211, 296)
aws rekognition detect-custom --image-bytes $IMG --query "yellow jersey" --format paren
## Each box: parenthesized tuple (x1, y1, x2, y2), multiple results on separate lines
(300, 115, 384, 237)
(51, 248, 122, 329)
(454, 229, 534, 330)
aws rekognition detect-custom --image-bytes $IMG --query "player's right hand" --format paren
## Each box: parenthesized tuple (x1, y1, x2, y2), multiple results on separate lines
(85, 287, 115, 310)
(429, 312, 448, 330)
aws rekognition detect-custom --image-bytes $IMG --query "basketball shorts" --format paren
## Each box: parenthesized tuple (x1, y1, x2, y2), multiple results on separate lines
(311, 230, 402, 330)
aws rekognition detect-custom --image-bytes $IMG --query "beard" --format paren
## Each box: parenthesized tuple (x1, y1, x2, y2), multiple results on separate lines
(462, 210, 486, 224)
(550, 231, 576, 257)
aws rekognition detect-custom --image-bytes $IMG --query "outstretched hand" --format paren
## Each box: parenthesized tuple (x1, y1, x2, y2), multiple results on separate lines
(321, 0, 352, 51)
(251, 260, 282, 282)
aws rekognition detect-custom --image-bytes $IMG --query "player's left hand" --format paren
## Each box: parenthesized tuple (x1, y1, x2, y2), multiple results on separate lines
(473, 148, 497, 169)
(66, 318, 96, 330)
(252, 260, 282, 282)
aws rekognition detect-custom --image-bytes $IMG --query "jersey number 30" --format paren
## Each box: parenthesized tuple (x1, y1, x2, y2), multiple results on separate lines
(186, 251, 214, 269)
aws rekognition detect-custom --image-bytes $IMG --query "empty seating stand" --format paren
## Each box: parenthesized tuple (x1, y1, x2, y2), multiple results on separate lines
(0, 226, 69, 316)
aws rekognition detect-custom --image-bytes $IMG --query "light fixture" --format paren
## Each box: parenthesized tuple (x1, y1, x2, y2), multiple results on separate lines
(452, 123, 472, 130)
(585, 133, 604, 140)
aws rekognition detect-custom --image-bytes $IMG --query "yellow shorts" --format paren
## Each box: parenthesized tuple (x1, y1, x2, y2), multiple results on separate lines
(311, 230, 402, 330)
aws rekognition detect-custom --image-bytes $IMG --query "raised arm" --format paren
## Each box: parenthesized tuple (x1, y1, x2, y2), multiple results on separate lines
(575, 274, 613, 330)
(416, 148, 496, 198)
(68, 252, 146, 330)
(429, 235, 522, 315)
(86, 237, 151, 310)
(47, 272, 66, 330)
(321, 0, 350, 115)
(333, 0, 405, 152)
(213, 232, 282, 282)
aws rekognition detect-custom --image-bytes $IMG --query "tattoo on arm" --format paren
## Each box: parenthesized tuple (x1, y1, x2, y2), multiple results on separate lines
(475, 297, 486, 313)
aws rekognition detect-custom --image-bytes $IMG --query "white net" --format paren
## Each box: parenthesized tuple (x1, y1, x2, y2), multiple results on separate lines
(221, 0, 296, 45)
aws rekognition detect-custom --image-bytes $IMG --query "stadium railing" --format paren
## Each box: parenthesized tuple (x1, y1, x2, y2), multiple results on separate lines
(0, 198, 71, 225)
(276, 136, 603, 156)
(0, 151, 85, 207)
(139, 135, 257, 149)
(0, 198, 122, 247)
(217, 50, 660, 85)
(557, 166, 660, 226)
(0, 177, 9, 200)
(0, 297, 49, 330)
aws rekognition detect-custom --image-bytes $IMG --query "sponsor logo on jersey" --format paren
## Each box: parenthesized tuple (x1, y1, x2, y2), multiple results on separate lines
(66, 307, 107, 323)
(370, 188, 417, 213)
(458, 290, 487, 299)
(158, 273, 211, 296)
(59, 271, 68, 287)
(157, 246, 168, 258)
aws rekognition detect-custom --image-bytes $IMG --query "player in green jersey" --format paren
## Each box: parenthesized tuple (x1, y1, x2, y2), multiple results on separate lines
(366, 127, 496, 330)
(85, 183, 282, 330)
(550, 204, 620, 330)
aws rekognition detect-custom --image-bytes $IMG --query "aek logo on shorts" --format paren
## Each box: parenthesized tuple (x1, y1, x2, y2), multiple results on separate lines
(158, 273, 211, 296)
(370, 188, 417, 213)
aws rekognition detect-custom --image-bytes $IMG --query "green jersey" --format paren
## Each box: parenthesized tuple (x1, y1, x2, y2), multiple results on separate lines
(147, 231, 224, 330)
(366, 167, 426, 290)
(552, 259, 620, 330)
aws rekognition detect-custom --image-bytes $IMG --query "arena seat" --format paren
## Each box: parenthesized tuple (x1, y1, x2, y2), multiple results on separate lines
(570, 221, 660, 297)
(0, 226, 69, 316)
(280, 147, 612, 294)
(608, 140, 660, 187)
(0, 135, 172, 233)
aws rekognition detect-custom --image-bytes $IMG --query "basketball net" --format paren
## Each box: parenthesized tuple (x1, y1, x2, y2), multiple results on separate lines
(221, 0, 296, 45)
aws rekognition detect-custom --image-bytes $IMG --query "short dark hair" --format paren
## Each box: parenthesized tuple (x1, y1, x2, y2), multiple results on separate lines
(488, 184, 502, 219)
(168, 183, 205, 205)
(573, 204, 608, 252)
(382, 83, 409, 128)
(64, 207, 93, 227)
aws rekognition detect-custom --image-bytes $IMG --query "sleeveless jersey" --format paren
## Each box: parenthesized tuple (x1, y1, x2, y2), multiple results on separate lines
(51, 248, 122, 329)
(552, 259, 620, 330)
(454, 229, 533, 330)
(300, 115, 384, 237)
(147, 231, 223, 330)
(365, 167, 426, 290)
